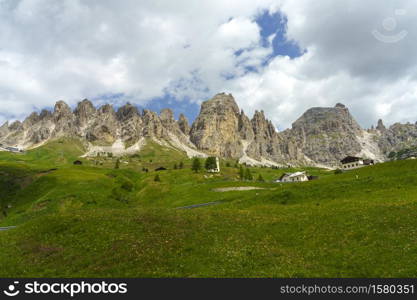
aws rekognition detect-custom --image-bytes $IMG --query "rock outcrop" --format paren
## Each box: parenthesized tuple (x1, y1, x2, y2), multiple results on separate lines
(0, 122, 9, 139)
(178, 113, 190, 135)
(376, 121, 417, 155)
(282, 104, 366, 165)
(190, 93, 243, 157)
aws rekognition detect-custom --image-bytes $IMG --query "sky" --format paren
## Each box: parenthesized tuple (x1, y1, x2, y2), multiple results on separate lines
(0, 0, 417, 130)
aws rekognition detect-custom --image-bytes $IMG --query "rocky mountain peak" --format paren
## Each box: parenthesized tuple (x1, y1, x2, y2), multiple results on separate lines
(252, 110, 270, 135)
(289, 104, 365, 165)
(141, 109, 164, 137)
(9, 120, 23, 131)
(0, 121, 9, 139)
(292, 105, 362, 134)
(39, 109, 52, 120)
(74, 99, 96, 127)
(24, 112, 40, 125)
(376, 119, 386, 131)
(116, 103, 139, 121)
(238, 110, 254, 141)
(76, 99, 95, 110)
(75, 99, 95, 114)
(54, 101, 72, 115)
(178, 113, 190, 135)
(253, 113, 274, 138)
(98, 104, 115, 115)
(159, 108, 175, 123)
(53, 100, 74, 131)
(200, 93, 240, 116)
(190, 93, 242, 157)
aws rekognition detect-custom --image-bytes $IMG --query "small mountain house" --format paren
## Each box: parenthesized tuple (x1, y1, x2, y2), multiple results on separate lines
(340, 156, 374, 170)
(278, 171, 309, 183)
(1, 145, 24, 153)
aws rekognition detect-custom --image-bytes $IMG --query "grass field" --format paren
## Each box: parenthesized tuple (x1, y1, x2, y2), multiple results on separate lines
(0, 138, 417, 277)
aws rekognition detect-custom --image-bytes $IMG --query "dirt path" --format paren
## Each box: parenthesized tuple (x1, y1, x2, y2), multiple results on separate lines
(175, 202, 221, 209)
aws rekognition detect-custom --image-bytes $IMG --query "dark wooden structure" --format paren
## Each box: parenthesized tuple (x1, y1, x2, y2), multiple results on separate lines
(340, 156, 361, 164)
(155, 167, 167, 171)
(363, 159, 375, 166)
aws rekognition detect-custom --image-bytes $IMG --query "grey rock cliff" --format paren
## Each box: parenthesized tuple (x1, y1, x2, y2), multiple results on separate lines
(190, 93, 243, 157)
(283, 104, 365, 165)
(178, 113, 191, 135)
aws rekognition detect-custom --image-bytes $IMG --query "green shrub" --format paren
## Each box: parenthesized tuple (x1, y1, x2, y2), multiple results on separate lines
(205, 157, 217, 170)
(191, 158, 201, 173)
(239, 165, 244, 179)
(121, 181, 133, 192)
(271, 190, 295, 205)
(111, 188, 129, 203)
(244, 168, 253, 180)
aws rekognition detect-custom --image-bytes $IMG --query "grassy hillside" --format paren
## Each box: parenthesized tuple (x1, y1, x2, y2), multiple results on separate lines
(1, 139, 417, 277)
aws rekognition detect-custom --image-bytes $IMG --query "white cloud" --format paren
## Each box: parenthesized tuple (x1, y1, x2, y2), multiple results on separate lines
(0, 0, 278, 122)
(225, 0, 417, 129)
(0, 0, 417, 131)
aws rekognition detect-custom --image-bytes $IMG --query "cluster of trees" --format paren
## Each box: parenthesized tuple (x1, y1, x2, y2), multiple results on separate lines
(238, 165, 264, 181)
(191, 158, 202, 173)
(388, 147, 417, 161)
(191, 157, 218, 173)
(113, 155, 266, 183)
(173, 161, 184, 169)
(190, 157, 265, 182)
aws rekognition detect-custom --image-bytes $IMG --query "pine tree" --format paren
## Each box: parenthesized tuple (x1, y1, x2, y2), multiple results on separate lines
(244, 168, 253, 181)
(239, 165, 244, 180)
(179, 161, 184, 169)
(174, 164, 178, 170)
(154, 174, 161, 182)
(115, 158, 120, 169)
(257, 174, 265, 182)
(191, 158, 201, 173)
(205, 157, 217, 170)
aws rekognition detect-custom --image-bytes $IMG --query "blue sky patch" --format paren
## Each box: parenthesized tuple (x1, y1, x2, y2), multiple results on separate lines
(256, 10, 304, 61)
(93, 93, 201, 123)
(141, 94, 200, 122)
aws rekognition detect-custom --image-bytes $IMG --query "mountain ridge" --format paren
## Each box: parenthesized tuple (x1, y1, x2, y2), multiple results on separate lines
(1, 93, 416, 167)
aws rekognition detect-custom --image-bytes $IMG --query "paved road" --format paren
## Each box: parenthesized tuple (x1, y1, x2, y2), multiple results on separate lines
(0, 226, 16, 231)
(175, 202, 221, 210)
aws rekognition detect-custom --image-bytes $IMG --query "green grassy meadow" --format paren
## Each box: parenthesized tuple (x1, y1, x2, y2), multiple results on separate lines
(1, 138, 417, 277)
